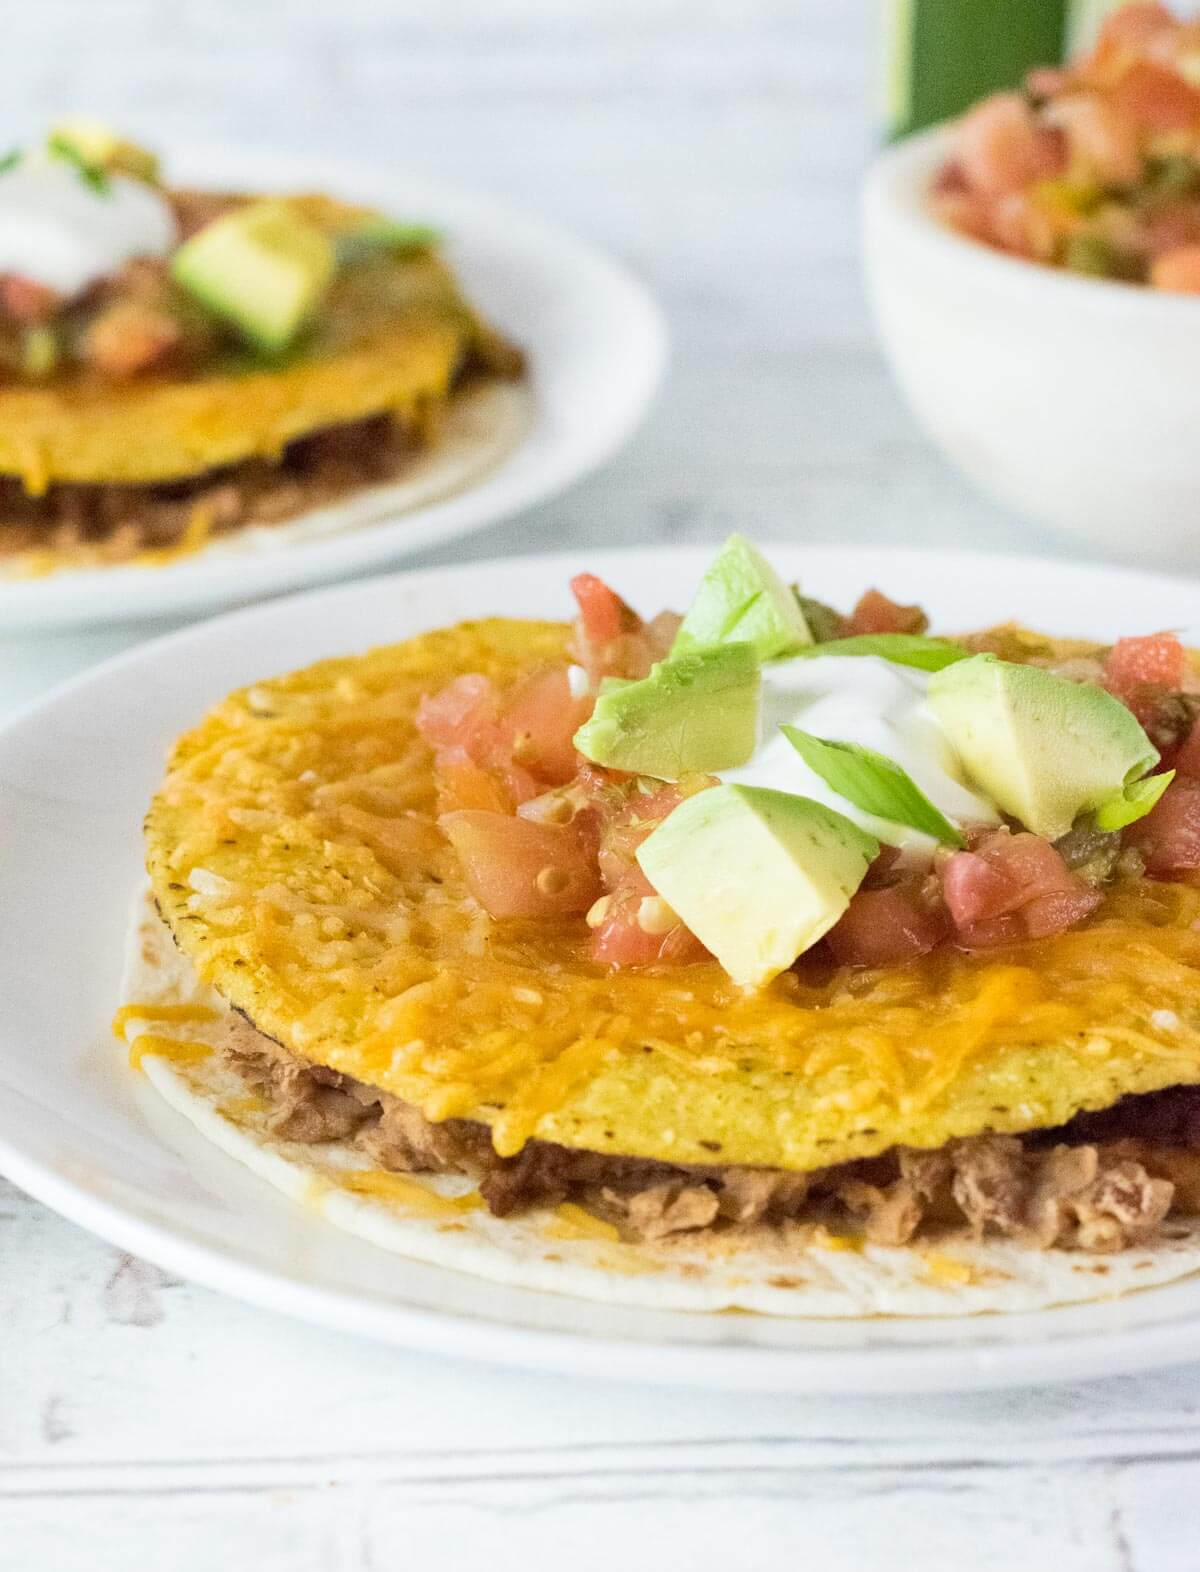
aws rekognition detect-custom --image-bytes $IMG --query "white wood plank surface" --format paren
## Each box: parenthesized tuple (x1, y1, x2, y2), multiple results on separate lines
(0, 3, 1184, 1567)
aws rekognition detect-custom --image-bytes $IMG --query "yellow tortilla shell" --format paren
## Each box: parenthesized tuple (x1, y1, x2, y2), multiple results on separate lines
(0, 220, 506, 490)
(144, 618, 1200, 1173)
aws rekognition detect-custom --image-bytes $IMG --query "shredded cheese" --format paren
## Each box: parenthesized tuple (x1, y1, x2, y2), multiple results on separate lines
(112, 1001, 217, 1042)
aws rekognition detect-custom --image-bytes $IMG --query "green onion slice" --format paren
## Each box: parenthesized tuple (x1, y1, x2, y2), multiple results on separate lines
(1094, 771, 1174, 832)
(781, 725, 966, 847)
(790, 634, 970, 671)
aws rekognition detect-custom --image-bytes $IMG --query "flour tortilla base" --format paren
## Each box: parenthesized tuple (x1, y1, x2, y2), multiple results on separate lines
(120, 890, 1200, 1318)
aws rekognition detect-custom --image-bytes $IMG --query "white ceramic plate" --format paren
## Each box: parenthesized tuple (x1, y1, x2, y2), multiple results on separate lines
(0, 147, 666, 632)
(7, 544, 1200, 1394)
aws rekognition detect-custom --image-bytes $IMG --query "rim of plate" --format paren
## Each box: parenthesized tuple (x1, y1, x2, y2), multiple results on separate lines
(9, 543, 1200, 1394)
(0, 143, 668, 632)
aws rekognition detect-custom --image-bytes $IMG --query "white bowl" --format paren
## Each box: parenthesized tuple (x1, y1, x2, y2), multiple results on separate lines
(862, 127, 1200, 569)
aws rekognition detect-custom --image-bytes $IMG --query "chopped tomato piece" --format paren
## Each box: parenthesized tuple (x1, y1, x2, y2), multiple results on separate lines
(568, 573, 678, 685)
(0, 274, 60, 325)
(497, 666, 590, 785)
(594, 780, 697, 889)
(590, 880, 707, 967)
(941, 829, 1101, 947)
(1050, 92, 1143, 185)
(826, 881, 950, 968)
(438, 811, 601, 918)
(417, 670, 565, 806)
(1173, 717, 1200, 779)
(1094, 1, 1175, 51)
(1104, 634, 1188, 731)
(1150, 244, 1200, 293)
(1020, 886, 1106, 939)
(570, 573, 640, 646)
(435, 759, 515, 816)
(846, 589, 929, 637)
(84, 301, 182, 377)
(1125, 775, 1200, 879)
(416, 673, 500, 752)
(955, 93, 1064, 198)
(1105, 633, 1186, 698)
(583, 776, 711, 965)
(1109, 61, 1200, 132)
(941, 851, 1017, 925)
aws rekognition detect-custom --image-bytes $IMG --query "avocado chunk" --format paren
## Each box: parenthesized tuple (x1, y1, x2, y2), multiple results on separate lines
(48, 119, 159, 183)
(672, 534, 813, 661)
(171, 201, 335, 354)
(573, 643, 759, 780)
(926, 655, 1158, 839)
(636, 784, 878, 989)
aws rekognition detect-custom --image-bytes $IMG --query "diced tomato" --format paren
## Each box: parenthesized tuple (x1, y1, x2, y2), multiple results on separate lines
(941, 829, 1102, 947)
(1020, 885, 1106, 939)
(846, 589, 929, 637)
(582, 776, 712, 965)
(594, 780, 694, 889)
(438, 811, 601, 918)
(941, 851, 1017, 925)
(1106, 633, 1186, 697)
(496, 666, 591, 785)
(0, 274, 60, 325)
(84, 302, 182, 377)
(1150, 244, 1200, 292)
(1048, 91, 1143, 186)
(930, 187, 992, 245)
(416, 674, 500, 751)
(570, 573, 640, 647)
(435, 759, 515, 816)
(417, 670, 566, 807)
(1095, 1, 1175, 50)
(1103, 634, 1187, 730)
(568, 573, 677, 686)
(826, 881, 951, 968)
(1125, 775, 1200, 879)
(1174, 717, 1200, 779)
(955, 92, 1064, 198)
(590, 879, 707, 967)
(1109, 60, 1200, 132)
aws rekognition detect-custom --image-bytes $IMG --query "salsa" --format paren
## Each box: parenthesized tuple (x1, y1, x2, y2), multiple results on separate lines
(932, 2, 1200, 291)
(418, 562, 1200, 982)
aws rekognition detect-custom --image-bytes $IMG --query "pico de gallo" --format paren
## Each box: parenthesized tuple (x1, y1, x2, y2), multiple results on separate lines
(417, 547, 1200, 986)
(932, 2, 1200, 291)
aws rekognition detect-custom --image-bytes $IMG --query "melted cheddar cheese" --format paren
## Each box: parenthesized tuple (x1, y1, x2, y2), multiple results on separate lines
(144, 618, 1200, 1173)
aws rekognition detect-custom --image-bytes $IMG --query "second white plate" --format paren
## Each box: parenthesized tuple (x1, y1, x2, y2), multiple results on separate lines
(0, 145, 667, 631)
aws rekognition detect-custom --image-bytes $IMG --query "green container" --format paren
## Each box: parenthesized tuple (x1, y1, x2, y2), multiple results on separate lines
(881, 0, 1128, 141)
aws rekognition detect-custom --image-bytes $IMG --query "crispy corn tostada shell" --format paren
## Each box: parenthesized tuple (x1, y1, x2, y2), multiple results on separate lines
(144, 618, 1200, 1175)
(0, 198, 513, 492)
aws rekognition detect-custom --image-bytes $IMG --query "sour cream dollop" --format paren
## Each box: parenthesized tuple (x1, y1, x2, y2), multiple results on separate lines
(0, 153, 176, 298)
(718, 654, 999, 856)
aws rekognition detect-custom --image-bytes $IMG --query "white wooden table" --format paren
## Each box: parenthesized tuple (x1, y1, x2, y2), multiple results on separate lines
(1, 3, 1188, 1567)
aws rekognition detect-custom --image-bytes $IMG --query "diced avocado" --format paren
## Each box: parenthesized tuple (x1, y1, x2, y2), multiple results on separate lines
(49, 119, 159, 182)
(573, 643, 759, 780)
(636, 785, 878, 989)
(926, 654, 1159, 839)
(171, 201, 335, 354)
(672, 534, 813, 661)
